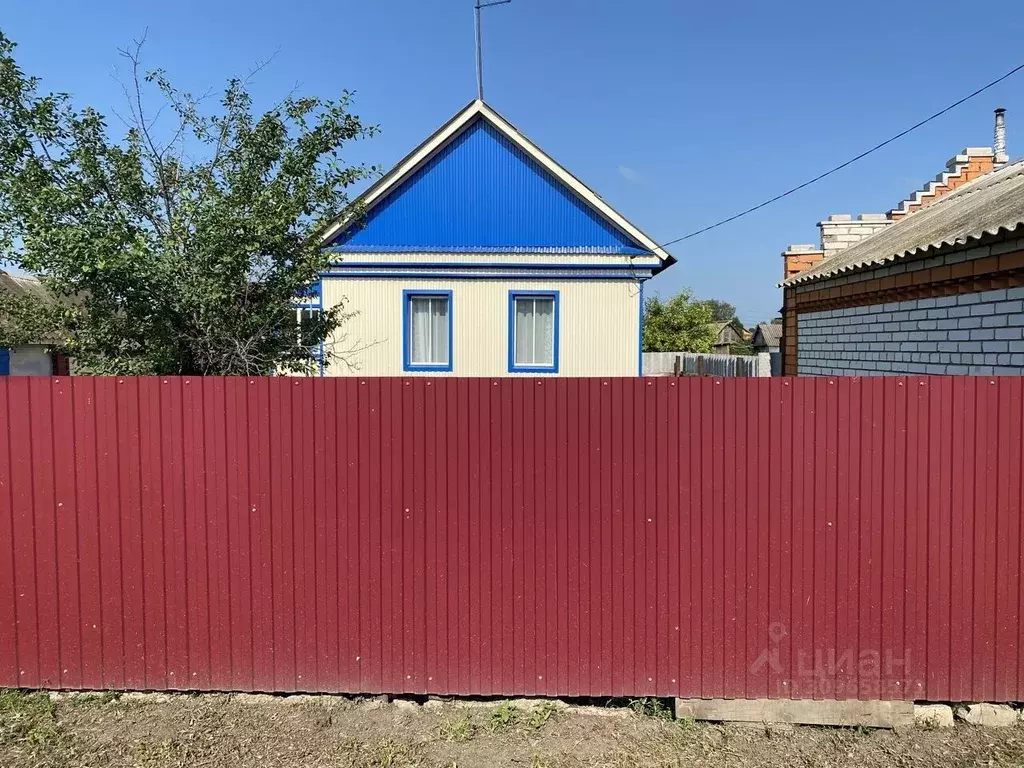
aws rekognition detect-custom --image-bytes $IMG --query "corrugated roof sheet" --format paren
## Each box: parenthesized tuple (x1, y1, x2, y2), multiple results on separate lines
(755, 322, 782, 348)
(334, 118, 648, 255)
(0, 272, 62, 346)
(783, 159, 1024, 286)
(0, 272, 50, 302)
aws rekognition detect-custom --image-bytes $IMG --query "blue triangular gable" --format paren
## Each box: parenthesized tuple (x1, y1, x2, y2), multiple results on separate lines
(328, 117, 648, 254)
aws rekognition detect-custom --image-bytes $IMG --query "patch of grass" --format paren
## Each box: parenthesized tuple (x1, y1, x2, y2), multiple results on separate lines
(488, 701, 519, 732)
(337, 738, 423, 768)
(0, 690, 58, 747)
(527, 701, 559, 730)
(0, 689, 72, 764)
(364, 739, 422, 767)
(66, 690, 121, 707)
(628, 697, 673, 720)
(438, 713, 475, 743)
(134, 739, 192, 767)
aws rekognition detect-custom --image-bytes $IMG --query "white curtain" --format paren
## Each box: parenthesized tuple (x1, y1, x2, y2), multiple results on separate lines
(514, 297, 554, 366)
(409, 297, 449, 365)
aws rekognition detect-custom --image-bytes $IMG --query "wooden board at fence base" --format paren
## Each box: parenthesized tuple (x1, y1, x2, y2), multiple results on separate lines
(674, 698, 914, 728)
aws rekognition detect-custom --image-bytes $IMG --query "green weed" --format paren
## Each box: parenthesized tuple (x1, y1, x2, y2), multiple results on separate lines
(527, 701, 559, 729)
(628, 697, 673, 720)
(488, 701, 519, 731)
(438, 713, 475, 743)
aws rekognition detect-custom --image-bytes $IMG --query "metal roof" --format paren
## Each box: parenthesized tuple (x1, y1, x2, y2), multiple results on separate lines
(782, 159, 1024, 286)
(320, 100, 675, 272)
(333, 117, 649, 255)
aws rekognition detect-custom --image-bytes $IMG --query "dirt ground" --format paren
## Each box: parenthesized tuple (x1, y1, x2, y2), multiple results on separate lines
(1, 689, 1023, 768)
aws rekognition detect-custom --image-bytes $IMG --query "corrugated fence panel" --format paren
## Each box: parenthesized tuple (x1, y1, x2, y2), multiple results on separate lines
(1, 376, 1023, 701)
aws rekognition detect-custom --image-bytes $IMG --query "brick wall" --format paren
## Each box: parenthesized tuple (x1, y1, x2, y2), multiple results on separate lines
(818, 214, 893, 258)
(781, 149, 996, 282)
(782, 238, 1024, 375)
(888, 149, 995, 220)
(782, 245, 825, 280)
(797, 288, 1024, 375)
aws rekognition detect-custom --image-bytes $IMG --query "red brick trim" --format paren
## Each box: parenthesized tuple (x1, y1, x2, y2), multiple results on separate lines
(788, 258, 1024, 315)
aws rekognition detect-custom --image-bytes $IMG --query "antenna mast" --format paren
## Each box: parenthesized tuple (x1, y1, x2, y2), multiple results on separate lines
(475, 0, 511, 101)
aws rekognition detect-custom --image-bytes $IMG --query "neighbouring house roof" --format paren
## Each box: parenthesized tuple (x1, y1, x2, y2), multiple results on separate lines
(887, 147, 995, 220)
(783, 158, 1024, 286)
(0, 271, 50, 302)
(708, 320, 744, 345)
(0, 270, 72, 346)
(0, 272, 65, 347)
(753, 322, 782, 348)
(320, 100, 674, 271)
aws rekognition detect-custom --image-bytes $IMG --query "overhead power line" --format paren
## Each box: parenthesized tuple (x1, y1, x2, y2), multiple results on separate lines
(656, 61, 1024, 249)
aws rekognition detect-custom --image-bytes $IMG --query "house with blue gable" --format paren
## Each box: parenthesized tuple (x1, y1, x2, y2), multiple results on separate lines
(317, 99, 674, 376)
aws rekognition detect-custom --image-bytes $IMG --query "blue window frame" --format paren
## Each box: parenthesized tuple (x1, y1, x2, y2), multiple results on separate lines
(402, 289, 453, 372)
(292, 280, 325, 377)
(508, 290, 560, 374)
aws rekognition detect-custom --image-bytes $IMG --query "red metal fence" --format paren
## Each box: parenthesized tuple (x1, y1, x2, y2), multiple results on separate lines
(1, 376, 1022, 702)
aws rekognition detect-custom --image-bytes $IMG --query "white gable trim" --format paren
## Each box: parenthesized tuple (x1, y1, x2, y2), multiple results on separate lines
(320, 100, 673, 265)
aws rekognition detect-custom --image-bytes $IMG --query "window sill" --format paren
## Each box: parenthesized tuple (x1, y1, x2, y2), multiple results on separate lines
(509, 365, 559, 374)
(404, 364, 453, 373)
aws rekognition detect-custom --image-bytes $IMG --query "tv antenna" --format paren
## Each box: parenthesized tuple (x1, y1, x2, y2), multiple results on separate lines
(475, 0, 511, 101)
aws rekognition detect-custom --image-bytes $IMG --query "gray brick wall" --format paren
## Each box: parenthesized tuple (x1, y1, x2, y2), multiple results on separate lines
(797, 287, 1024, 376)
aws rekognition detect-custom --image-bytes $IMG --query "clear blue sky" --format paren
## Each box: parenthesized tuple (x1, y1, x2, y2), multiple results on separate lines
(6, 2, 1024, 324)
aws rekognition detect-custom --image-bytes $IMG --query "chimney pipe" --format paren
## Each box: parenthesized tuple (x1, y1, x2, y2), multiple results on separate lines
(994, 107, 1008, 166)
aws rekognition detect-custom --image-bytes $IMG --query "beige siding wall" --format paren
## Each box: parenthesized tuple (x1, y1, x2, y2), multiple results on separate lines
(322, 278, 640, 376)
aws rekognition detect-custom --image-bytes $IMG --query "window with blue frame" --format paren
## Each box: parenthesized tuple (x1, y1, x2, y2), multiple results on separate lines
(298, 308, 321, 348)
(509, 291, 559, 373)
(403, 290, 452, 372)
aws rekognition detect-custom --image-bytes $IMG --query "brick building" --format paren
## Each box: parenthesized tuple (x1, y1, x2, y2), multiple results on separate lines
(780, 110, 1024, 376)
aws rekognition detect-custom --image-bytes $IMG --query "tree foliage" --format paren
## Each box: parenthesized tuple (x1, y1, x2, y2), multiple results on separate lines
(698, 298, 738, 324)
(0, 30, 378, 375)
(642, 289, 716, 353)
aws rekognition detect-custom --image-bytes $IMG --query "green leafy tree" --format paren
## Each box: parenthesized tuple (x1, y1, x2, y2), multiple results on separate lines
(698, 298, 738, 324)
(0, 31, 378, 375)
(729, 337, 754, 356)
(642, 289, 715, 353)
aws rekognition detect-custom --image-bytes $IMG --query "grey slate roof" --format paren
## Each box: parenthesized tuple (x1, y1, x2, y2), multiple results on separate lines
(0, 272, 50, 302)
(754, 322, 782, 348)
(782, 158, 1024, 285)
(0, 272, 63, 345)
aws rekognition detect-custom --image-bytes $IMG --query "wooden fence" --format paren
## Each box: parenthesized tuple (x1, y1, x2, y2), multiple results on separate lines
(1, 376, 1022, 702)
(643, 351, 772, 377)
